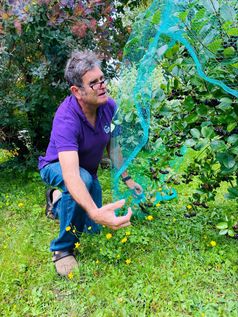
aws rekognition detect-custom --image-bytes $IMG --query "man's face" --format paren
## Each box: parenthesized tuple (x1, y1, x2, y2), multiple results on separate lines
(79, 66, 108, 107)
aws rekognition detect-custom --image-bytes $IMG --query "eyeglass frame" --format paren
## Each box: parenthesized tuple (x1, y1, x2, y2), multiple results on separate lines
(88, 78, 107, 91)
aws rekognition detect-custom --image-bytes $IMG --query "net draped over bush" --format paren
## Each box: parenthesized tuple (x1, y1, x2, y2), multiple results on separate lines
(110, 0, 238, 210)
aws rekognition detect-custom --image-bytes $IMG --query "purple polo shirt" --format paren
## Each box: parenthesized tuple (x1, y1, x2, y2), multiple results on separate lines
(38, 95, 117, 178)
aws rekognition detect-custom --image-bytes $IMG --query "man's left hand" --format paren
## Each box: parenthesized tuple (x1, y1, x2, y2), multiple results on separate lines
(125, 179, 143, 196)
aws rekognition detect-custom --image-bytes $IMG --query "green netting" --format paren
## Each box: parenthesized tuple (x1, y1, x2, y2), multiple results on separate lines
(110, 0, 238, 215)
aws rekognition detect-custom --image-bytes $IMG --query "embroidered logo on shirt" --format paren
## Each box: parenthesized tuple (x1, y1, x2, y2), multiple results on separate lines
(104, 124, 110, 134)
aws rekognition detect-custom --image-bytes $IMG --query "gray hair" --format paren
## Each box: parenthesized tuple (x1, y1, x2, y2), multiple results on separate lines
(64, 50, 101, 87)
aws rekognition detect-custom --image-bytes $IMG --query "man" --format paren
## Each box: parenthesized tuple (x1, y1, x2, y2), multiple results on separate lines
(38, 50, 142, 276)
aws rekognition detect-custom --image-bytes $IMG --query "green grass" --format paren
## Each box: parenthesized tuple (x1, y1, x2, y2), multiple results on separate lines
(0, 151, 237, 317)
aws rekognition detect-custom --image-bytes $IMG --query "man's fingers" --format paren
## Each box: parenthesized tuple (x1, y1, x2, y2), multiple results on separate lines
(106, 199, 125, 210)
(111, 221, 131, 230)
(114, 207, 133, 226)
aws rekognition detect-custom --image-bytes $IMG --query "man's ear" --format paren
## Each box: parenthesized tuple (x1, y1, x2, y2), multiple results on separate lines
(70, 86, 82, 99)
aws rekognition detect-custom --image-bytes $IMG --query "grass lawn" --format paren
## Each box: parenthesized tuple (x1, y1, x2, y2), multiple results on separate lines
(0, 150, 237, 317)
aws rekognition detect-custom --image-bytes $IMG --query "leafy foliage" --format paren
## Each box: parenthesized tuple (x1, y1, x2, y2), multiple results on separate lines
(0, 0, 145, 162)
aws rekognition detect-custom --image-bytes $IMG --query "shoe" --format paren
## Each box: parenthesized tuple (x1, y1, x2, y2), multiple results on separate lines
(52, 250, 78, 276)
(45, 188, 56, 219)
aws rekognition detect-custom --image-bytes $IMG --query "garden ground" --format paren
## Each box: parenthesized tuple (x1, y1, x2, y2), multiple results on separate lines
(0, 150, 237, 317)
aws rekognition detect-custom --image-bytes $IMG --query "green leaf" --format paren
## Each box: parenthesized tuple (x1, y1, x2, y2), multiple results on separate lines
(228, 229, 235, 237)
(201, 126, 214, 139)
(231, 146, 238, 155)
(225, 186, 238, 200)
(210, 140, 226, 152)
(185, 113, 198, 124)
(196, 104, 208, 116)
(183, 96, 195, 111)
(220, 4, 236, 21)
(207, 39, 222, 53)
(152, 10, 161, 25)
(195, 139, 208, 150)
(124, 112, 133, 123)
(216, 222, 228, 230)
(178, 11, 188, 22)
(216, 153, 236, 169)
(231, 62, 238, 69)
(219, 229, 228, 235)
(227, 122, 237, 132)
(194, 8, 206, 21)
(223, 47, 236, 58)
(201, 0, 219, 13)
(227, 134, 238, 144)
(227, 28, 238, 36)
(217, 97, 233, 111)
(190, 128, 200, 139)
(185, 138, 196, 147)
(222, 21, 232, 32)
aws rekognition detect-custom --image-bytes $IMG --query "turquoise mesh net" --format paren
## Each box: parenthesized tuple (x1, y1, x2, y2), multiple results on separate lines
(110, 0, 238, 215)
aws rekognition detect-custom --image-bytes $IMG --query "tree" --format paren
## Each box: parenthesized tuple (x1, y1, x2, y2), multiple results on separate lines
(0, 0, 145, 163)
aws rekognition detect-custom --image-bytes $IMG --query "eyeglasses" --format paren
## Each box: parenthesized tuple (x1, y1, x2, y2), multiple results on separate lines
(89, 79, 107, 90)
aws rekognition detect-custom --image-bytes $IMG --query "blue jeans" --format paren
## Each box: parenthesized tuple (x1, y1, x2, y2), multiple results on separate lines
(40, 162, 102, 252)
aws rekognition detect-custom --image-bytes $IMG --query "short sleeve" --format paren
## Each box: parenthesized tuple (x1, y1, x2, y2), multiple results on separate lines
(52, 112, 80, 153)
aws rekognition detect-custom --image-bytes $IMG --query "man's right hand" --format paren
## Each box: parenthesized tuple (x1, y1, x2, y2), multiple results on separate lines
(89, 199, 132, 230)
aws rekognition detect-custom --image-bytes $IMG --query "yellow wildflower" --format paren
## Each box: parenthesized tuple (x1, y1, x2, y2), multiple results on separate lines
(210, 240, 217, 247)
(96, 259, 100, 264)
(88, 226, 92, 231)
(72, 229, 76, 234)
(121, 237, 128, 243)
(146, 215, 154, 221)
(106, 233, 112, 240)
(125, 231, 131, 236)
(74, 242, 80, 248)
(66, 226, 71, 232)
(156, 203, 161, 207)
(18, 203, 24, 208)
(186, 205, 192, 210)
(67, 272, 74, 279)
(158, 187, 162, 191)
(125, 259, 131, 265)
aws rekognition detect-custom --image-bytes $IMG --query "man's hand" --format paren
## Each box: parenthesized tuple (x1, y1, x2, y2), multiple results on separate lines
(89, 199, 132, 230)
(124, 179, 143, 196)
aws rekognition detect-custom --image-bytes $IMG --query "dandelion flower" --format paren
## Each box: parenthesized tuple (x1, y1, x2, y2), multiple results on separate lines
(74, 242, 80, 248)
(18, 203, 24, 208)
(146, 215, 154, 221)
(125, 231, 131, 236)
(106, 233, 112, 240)
(125, 259, 131, 265)
(66, 226, 71, 232)
(121, 237, 128, 243)
(210, 240, 217, 247)
(156, 203, 161, 207)
(68, 272, 74, 279)
(186, 205, 192, 210)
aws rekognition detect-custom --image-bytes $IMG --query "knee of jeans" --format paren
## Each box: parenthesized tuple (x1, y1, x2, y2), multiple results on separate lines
(80, 168, 93, 190)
